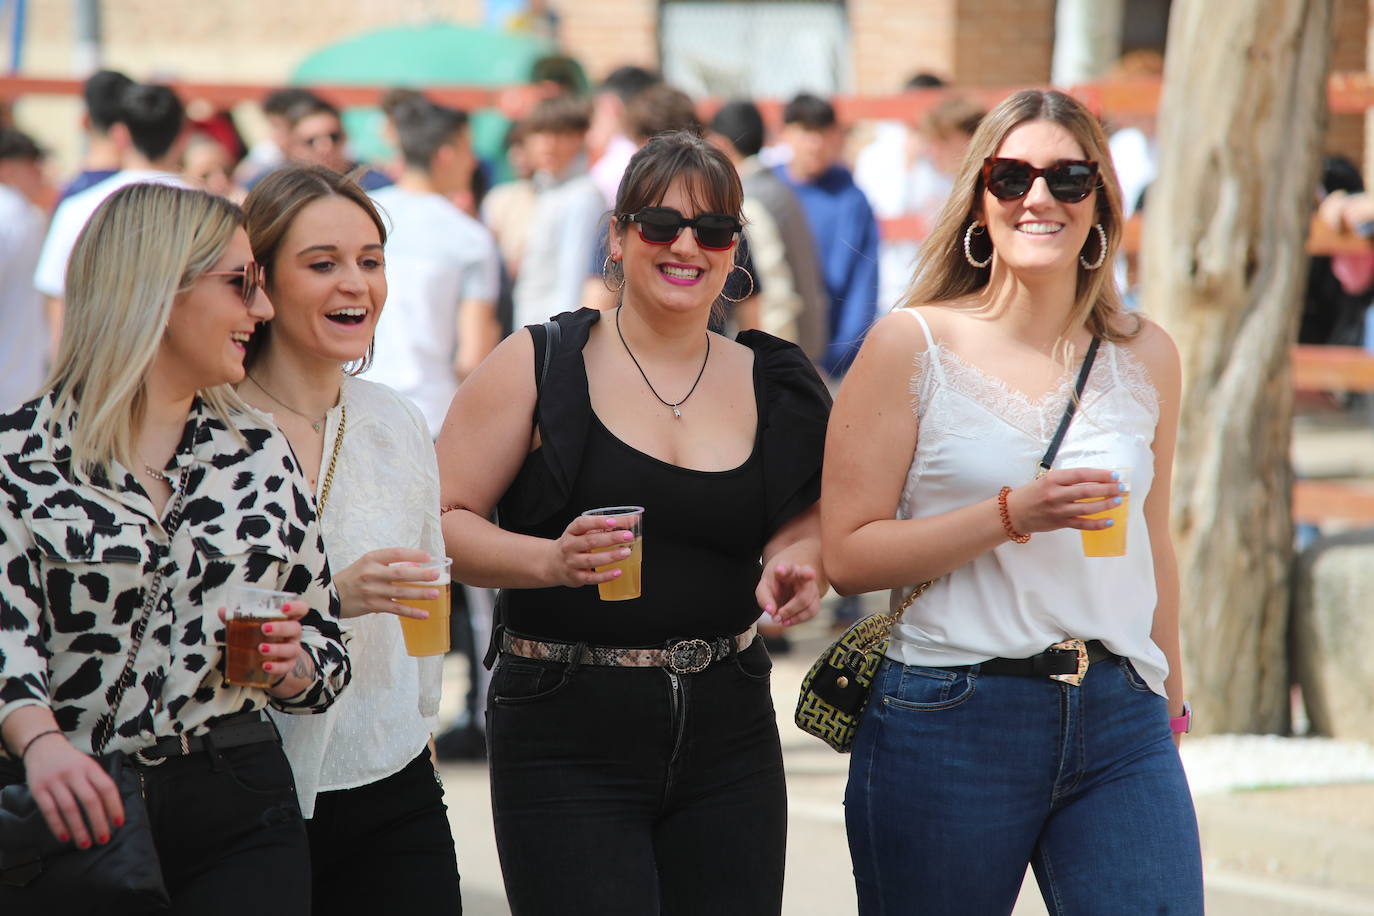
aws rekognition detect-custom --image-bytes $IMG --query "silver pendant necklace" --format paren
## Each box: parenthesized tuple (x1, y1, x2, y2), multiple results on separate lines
(614, 306, 710, 419)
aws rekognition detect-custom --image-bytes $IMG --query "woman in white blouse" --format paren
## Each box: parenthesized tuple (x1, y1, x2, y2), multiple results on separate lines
(238, 165, 460, 914)
(0, 183, 350, 912)
(822, 90, 1202, 914)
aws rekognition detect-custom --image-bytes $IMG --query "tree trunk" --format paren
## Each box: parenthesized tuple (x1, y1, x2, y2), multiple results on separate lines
(1052, 0, 1125, 85)
(1140, 0, 1333, 734)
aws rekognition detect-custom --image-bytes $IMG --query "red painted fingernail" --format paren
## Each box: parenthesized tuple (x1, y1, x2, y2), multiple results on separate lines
(262, 663, 274, 672)
(262, 624, 274, 634)
(259, 643, 271, 653)
(97, 834, 109, 844)
(78, 839, 90, 849)
(113, 817, 124, 828)
(57, 833, 69, 843)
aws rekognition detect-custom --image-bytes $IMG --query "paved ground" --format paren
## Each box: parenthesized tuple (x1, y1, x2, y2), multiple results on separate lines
(435, 403, 1374, 915)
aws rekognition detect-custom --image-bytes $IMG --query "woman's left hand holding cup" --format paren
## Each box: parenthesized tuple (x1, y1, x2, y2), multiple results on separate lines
(216, 599, 310, 689)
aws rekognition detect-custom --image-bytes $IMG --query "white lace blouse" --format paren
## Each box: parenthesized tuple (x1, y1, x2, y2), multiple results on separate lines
(887, 309, 1170, 696)
(266, 377, 444, 817)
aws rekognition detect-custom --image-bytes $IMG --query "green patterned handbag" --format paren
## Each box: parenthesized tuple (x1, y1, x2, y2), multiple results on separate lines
(794, 581, 932, 753)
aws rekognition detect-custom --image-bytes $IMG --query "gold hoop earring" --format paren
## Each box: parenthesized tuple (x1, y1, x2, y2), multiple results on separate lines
(602, 254, 626, 292)
(719, 265, 756, 304)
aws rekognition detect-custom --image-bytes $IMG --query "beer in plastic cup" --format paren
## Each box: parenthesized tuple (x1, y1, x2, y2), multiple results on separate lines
(224, 585, 293, 687)
(1077, 468, 1130, 557)
(392, 556, 452, 656)
(581, 506, 644, 601)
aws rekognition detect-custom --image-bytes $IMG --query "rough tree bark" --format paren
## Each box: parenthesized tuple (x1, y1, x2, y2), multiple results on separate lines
(1140, 0, 1333, 734)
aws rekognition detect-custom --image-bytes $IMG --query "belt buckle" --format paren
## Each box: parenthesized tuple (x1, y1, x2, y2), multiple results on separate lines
(666, 638, 712, 674)
(1048, 638, 1088, 687)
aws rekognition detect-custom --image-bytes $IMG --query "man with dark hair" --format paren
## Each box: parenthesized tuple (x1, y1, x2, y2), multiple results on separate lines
(709, 100, 828, 366)
(279, 96, 392, 191)
(588, 64, 661, 205)
(0, 127, 50, 411)
(236, 87, 322, 185)
(34, 82, 190, 333)
(56, 69, 132, 204)
(625, 83, 702, 143)
(512, 95, 605, 328)
(775, 92, 879, 377)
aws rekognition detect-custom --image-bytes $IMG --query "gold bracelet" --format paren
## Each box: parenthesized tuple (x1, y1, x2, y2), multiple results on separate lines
(998, 486, 1031, 544)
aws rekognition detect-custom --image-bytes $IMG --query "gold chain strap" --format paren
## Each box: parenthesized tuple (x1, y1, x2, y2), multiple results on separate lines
(316, 402, 346, 516)
(881, 579, 934, 628)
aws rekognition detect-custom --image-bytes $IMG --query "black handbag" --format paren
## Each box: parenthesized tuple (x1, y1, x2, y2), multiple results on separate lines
(0, 477, 189, 913)
(794, 337, 1101, 752)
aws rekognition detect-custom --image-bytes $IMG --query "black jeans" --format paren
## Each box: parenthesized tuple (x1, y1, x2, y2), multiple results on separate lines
(141, 737, 309, 914)
(307, 747, 462, 915)
(488, 638, 787, 916)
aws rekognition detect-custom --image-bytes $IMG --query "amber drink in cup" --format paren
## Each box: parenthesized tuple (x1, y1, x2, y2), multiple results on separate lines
(581, 506, 644, 601)
(392, 556, 453, 657)
(1078, 468, 1130, 557)
(224, 585, 293, 687)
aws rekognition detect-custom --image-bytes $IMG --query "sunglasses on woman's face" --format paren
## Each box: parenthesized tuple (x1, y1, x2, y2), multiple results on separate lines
(203, 262, 266, 306)
(981, 158, 1099, 204)
(621, 207, 742, 251)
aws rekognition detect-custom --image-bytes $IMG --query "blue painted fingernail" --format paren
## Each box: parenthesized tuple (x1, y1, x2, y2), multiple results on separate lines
(1118, 483, 1127, 492)
(1105, 519, 1115, 527)
(1114, 497, 1123, 506)
(1110, 471, 1120, 481)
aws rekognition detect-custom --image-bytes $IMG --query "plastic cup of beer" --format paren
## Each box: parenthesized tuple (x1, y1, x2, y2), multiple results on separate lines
(224, 585, 293, 687)
(581, 506, 644, 601)
(1077, 468, 1131, 558)
(391, 556, 452, 657)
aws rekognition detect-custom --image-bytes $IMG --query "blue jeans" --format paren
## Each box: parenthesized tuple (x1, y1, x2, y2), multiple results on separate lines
(845, 653, 1203, 915)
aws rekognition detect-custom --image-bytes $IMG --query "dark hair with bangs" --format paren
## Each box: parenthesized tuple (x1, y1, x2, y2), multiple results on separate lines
(613, 130, 742, 224)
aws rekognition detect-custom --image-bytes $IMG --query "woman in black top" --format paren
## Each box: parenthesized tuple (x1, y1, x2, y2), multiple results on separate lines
(437, 131, 830, 915)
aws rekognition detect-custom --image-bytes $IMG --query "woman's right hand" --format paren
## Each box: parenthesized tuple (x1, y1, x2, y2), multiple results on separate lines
(22, 733, 124, 849)
(543, 514, 637, 588)
(1004, 468, 1126, 535)
(334, 547, 442, 619)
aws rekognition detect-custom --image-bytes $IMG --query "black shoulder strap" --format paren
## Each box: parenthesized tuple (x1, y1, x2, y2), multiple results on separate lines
(484, 319, 561, 671)
(1037, 336, 1101, 476)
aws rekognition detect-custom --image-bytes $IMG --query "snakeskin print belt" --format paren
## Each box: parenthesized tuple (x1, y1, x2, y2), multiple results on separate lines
(501, 626, 758, 675)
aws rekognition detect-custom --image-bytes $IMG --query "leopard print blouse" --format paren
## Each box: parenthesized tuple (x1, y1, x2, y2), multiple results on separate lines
(0, 393, 351, 757)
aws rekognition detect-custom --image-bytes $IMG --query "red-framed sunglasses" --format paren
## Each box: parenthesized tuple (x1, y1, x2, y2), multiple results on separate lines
(621, 207, 742, 250)
(203, 262, 266, 306)
(981, 158, 1099, 204)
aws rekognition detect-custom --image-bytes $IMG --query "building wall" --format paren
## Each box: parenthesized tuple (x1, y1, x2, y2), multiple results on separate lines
(952, 0, 1057, 87)
(1328, 0, 1368, 166)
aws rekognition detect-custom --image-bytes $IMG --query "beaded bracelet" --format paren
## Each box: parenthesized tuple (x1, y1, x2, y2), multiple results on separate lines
(997, 486, 1031, 544)
(440, 504, 462, 516)
(20, 728, 63, 761)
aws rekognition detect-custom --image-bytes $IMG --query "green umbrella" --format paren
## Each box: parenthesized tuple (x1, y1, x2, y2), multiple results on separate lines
(291, 22, 559, 182)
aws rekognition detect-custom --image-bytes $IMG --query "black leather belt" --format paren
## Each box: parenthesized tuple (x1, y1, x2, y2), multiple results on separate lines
(135, 712, 277, 762)
(501, 626, 757, 675)
(977, 638, 1112, 686)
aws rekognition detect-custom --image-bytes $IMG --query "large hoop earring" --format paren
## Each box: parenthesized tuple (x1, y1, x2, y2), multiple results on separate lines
(1079, 223, 1108, 270)
(602, 254, 626, 292)
(963, 221, 991, 269)
(719, 265, 756, 304)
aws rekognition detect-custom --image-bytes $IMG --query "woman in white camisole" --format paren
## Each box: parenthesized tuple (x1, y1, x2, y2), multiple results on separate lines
(822, 89, 1203, 914)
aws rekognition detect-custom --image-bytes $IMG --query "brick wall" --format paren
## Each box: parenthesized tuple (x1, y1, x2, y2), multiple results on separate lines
(557, 0, 659, 83)
(952, 0, 1056, 87)
(1327, 0, 1367, 166)
(849, 0, 958, 93)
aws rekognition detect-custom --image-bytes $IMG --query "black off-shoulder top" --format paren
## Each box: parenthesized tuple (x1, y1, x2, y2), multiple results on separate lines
(496, 308, 831, 646)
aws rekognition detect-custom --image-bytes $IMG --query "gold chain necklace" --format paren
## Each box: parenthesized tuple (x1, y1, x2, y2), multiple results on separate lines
(246, 372, 330, 433)
(317, 402, 346, 515)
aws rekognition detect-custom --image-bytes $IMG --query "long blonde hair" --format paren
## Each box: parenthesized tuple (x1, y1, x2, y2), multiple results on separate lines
(44, 182, 247, 482)
(901, 89, 1135, 343)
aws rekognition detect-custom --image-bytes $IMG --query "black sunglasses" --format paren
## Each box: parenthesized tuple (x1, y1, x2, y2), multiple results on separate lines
(203, 262, 266, 306)
(981, 158, 1099, 204)
(621, 207, 742, 251)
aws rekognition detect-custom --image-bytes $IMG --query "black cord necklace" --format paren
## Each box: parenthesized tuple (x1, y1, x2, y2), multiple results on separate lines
(615, 305, 710, 419)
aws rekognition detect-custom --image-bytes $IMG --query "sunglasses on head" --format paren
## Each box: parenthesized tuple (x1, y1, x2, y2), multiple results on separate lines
(203, 262, 266, 306)
(981, 158, 1099, 204)
(621, 207, 742, 250)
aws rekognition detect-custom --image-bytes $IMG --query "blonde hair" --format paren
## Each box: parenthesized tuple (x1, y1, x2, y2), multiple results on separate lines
(901, 89, 1136, 343)
(44, 182, 248, 482)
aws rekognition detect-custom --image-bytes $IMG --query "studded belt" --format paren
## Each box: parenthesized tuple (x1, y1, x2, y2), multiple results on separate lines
(501, 626, 758, 675)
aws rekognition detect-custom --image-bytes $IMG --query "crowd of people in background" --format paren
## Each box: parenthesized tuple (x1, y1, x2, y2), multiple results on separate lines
(0, 55, 1225, 916)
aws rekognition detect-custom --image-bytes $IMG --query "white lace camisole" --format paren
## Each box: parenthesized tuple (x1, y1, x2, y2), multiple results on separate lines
(887, 309, 1169, 697)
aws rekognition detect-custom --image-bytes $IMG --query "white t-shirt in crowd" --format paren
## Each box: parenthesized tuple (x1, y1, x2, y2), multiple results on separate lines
(365, 186, 500, 438)
(33, 170, 191, 299)
(0, 186, 49, 411)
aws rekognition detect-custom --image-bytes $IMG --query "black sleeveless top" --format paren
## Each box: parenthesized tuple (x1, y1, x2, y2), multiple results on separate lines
(496, 308, 831, 645)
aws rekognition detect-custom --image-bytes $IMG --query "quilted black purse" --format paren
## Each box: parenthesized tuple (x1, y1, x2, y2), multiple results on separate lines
(0, 478, 186, 913)
(795, 336, 1102, 753)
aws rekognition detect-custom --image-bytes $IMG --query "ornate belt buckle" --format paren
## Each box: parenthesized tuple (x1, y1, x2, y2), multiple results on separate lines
(1048, 638, 1088, 687)
(667, 638, 712, 674)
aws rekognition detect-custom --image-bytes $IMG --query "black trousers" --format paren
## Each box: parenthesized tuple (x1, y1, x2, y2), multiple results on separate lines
(142, 738, 310, 914)
(488, 638, 787, 916)
(307, 747, 462, 915)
